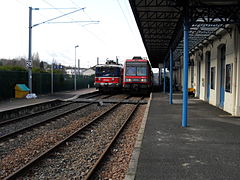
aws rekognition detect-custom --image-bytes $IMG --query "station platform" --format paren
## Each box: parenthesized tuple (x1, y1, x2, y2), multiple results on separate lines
(0, 88, 97, 112)
(126, 92, 240, 180)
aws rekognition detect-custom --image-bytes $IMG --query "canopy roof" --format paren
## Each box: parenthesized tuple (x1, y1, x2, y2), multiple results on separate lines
(129, 0, 240, 68)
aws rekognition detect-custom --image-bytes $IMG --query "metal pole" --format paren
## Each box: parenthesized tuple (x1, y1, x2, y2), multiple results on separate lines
(182, 14, 189, 127)
(78, 59, 80, 75)
(170, 48, 173, 104)
(74, 45, 79, 91)
(163, 59, 166, 93)
(74, 47, 76, 91)
(28, 7, 33, 93)
(51, 60, 53, 94)
(97, 57, 99, 65)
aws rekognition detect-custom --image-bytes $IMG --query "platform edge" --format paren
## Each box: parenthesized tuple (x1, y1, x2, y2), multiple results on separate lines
(124, 93, 152, 180)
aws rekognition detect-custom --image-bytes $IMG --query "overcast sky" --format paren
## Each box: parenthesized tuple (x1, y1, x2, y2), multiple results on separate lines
(0, 0, 148, 68)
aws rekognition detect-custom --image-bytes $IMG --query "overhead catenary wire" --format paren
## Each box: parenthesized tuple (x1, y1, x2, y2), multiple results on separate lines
(123, 0, 147, 57)
(36, 7, 78, 10)
(41, 0, 104, 44)
(68, 0, 111, 46)
(40, 0, 107, 68)
(15, 0, 48, 23)
(70, 0, 126, 49)
(15, 0, 29, 8)
(115, 0, 142, 48)
(32, 7, 86, 27)
(47, 21, 99, 24)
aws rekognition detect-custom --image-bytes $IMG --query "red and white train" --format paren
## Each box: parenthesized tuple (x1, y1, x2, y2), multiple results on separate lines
(123, 56, 153, 93)
(94, 57, 153, 93)
(94, 61, 123, 92)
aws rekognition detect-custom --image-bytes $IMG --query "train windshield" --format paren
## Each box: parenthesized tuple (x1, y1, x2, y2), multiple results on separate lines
(96, 67, 121, 77)
(126, 66, 147, 76)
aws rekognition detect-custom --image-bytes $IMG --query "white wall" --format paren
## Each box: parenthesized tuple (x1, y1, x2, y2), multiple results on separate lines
(175, 25, 240, 115)
(198, 26, 239, 115)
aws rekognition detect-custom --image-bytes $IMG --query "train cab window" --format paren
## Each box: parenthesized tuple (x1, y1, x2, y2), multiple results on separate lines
(96, 67, 120, 77)
(137, 67, 147, 76)
(126, 67, 137, 76)
(126, 66, 147, 76)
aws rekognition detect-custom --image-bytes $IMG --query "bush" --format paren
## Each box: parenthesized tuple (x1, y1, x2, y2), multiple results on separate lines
(0, 65, 26, 71)
(32, 67, 47, 73)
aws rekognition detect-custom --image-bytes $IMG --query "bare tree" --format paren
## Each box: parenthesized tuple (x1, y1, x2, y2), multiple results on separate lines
(32, 52, 40, 68)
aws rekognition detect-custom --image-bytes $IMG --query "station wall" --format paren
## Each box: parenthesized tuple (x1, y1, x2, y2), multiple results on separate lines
(177, 25, 240, 116)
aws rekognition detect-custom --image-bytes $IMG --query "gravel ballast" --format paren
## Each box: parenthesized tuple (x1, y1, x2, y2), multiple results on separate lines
(92, 104, 147, 179)
(18, 104, 137, 179)
(0, 95, 148, 179)
(0, 103, 114, 179)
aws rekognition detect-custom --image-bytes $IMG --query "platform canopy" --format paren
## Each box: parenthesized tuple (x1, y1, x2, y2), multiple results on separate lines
(129, 0, 240, 68)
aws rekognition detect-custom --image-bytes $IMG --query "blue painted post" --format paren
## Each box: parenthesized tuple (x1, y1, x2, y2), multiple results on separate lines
(163, 59, 166, 93)
(159, 67, 161, 91)
(170, 49, 173, 104)
(182, 16, 189, 127)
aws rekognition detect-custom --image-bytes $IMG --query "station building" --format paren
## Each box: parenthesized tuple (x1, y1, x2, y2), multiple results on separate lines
(173, 25, 240, 116)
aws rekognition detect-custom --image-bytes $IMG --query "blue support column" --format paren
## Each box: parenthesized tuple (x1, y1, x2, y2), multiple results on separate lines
(170, 49, 173, 104)
(163, 59, 166, 93)
(159, 67, 161, 91)
(182, 15, 189, 127)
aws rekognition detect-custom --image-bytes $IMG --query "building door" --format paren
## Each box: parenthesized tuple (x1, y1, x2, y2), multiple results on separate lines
(219, 46, 226, 108)
(206, 52, 211, 101)
(197, 61, 201, 97)
(191, 65, 194, 88)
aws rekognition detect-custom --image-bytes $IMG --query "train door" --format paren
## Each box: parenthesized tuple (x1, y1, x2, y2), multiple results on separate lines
(219, 45, 226, 108)
(206, 51, 211, 101)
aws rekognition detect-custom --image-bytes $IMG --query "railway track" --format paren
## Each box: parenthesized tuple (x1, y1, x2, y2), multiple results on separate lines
(0, 91, 101, 125)
(0, 94, 113, 141)
(85, 97, 143, 179)
(1, 96, 145, 179)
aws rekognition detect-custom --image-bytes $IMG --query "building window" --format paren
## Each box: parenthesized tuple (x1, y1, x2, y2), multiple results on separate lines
(225, 64, 232, 93)
(211, 67, 215, 89)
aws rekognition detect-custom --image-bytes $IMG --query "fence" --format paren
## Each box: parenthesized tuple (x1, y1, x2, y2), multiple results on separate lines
(0, 71, 94, 99)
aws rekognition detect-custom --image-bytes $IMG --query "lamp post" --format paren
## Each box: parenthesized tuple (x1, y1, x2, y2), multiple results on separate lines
(74, 45, 79, 91)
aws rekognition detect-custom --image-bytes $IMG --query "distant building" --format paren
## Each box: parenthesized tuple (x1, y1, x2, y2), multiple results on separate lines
(66, 69, 75, 75)
(66, 67, 91, 75)
(82, 68, 95, 76)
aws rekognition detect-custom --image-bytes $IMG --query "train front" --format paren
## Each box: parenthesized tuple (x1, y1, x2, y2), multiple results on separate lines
(94, 64, 122, 91)
(123, 58, 152, 92)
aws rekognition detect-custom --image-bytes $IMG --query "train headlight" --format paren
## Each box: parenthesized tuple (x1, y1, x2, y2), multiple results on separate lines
(126, 78, 132, 82)
(141, 79, 147, 82)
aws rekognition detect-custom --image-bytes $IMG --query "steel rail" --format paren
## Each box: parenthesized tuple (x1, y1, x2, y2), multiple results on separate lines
(84, 96, 144, 180)
(0, 101, 73, 126)
(0, 92, 101, 126)
(0, 94, 113, 141)
(3, 95, 131, 180)
(0, 99, 59, 114)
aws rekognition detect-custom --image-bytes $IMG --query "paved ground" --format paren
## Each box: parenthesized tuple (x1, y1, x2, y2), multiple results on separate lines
(133, 92, 240, 180)
(0, 88, 97, 112)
